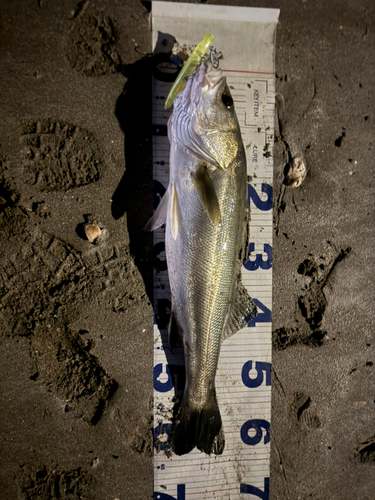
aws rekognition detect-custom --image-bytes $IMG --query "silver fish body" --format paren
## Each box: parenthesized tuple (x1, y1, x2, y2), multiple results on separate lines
(146, 62, 256, 455)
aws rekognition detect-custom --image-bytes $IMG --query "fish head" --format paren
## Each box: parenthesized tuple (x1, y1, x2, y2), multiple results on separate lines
(172, 62, 241, 171)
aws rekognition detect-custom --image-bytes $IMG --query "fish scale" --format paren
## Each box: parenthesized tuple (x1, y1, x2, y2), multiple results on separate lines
(169, 164, 245, 399)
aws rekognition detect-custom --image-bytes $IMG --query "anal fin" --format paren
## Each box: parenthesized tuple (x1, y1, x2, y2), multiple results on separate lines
(168, 311, 184, 350)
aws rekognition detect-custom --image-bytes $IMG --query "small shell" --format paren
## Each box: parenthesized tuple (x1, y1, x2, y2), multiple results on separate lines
(283, 157, 307, 188)
(85, 225, 101, 243)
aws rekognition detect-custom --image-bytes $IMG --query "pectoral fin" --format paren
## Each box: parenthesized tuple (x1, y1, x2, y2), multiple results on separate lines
(192, 166, 221, 226)
(144, 187, 170, 232)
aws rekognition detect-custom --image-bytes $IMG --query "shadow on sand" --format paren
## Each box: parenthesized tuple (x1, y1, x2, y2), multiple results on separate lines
(113, 56, 154, 301)
(113, 44, 186, 452)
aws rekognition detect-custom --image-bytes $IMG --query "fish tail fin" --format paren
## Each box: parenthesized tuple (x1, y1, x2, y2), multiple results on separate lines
(172, 390, 225, 456)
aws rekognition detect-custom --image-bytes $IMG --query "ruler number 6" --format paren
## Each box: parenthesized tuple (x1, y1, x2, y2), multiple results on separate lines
(154, 485, 185, 500)
(241, 419, 270, 446)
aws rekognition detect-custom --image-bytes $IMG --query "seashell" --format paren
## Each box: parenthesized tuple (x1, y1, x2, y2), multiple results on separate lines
(283, 157, 307, 188)
(85, 225, 101, 243)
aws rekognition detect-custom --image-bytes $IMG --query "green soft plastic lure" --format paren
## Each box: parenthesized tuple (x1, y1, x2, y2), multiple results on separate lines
(165, 34, 214, 110)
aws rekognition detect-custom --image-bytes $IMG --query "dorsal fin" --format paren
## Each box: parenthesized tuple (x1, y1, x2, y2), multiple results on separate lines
(222, 277, 257, 341)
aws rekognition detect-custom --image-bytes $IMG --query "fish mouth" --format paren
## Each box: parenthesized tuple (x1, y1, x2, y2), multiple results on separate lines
(201, 63, 224, 92)
(180, 62, 225, 112)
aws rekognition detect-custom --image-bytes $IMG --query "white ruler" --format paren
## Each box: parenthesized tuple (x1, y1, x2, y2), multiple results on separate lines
(152, 4, 279, 499)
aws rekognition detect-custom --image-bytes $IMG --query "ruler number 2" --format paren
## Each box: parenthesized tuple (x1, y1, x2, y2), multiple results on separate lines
(248, 183, 272, 211)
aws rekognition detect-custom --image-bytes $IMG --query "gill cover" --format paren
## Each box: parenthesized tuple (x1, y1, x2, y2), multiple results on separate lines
(168, 62, 239, 172)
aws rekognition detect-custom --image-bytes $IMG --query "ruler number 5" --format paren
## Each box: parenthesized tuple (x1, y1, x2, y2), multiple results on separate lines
(241, 478, 269, 499)
(242, 361, 271, 388)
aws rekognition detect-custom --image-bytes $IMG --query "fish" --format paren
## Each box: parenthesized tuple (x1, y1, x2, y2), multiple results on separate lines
(146, 60, 257, 456)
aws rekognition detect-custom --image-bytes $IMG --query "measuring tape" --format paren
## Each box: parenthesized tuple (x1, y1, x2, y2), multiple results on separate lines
(152, 4, 279, 499)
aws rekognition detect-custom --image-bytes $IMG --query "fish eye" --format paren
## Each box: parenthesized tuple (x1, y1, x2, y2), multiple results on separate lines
(221, 93, 233, 108)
